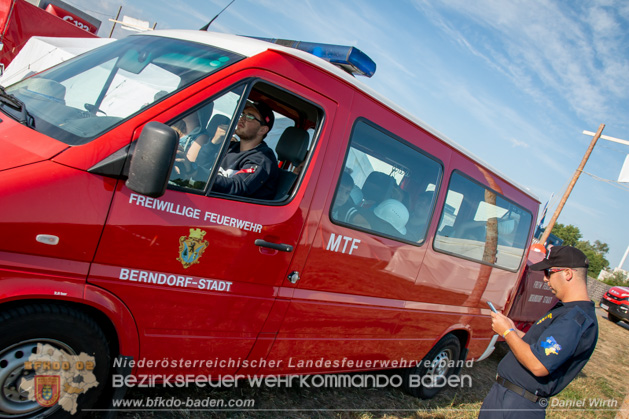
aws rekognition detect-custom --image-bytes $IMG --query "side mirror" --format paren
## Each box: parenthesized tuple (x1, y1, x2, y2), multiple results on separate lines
(126, 121, 178, 198)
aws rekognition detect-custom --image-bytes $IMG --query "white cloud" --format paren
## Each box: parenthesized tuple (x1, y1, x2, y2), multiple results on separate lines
(508, 138, 529, 149)
(409, 0, 628, 128)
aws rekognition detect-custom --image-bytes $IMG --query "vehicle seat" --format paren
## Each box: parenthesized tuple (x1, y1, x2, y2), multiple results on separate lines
(456, 220, 486, 241)
(349, 185, 363, 205)
(197, 102, 215, 130)
(206, 114, 230, 139)
(274, 126, 309, 200)
(360, 172, 396, 208)
(439, 225, 454, 237)
(195, 114, 231, 168)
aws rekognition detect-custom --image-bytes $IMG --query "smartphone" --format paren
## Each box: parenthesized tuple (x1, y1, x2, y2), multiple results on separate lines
(487, 301, 497, 313)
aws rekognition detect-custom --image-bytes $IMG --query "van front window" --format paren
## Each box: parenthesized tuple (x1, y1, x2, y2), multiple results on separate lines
(3, 35, 244, 145)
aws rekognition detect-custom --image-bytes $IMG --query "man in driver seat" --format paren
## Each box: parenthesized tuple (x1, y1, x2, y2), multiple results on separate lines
(211, 100, 279, 200)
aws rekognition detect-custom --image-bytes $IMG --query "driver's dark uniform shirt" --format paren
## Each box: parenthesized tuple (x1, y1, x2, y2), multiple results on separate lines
(497, 300, 598, 398)
(212, 141, 278, 199)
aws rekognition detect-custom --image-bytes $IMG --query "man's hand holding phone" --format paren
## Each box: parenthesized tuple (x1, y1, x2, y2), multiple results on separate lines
(487, 302, 517, 337)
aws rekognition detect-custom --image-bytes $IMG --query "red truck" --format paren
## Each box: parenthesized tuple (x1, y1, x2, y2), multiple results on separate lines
(0, 0, 98, 71)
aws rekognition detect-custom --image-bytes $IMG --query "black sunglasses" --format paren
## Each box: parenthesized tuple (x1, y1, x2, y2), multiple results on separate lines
(543, 268, 568, 278)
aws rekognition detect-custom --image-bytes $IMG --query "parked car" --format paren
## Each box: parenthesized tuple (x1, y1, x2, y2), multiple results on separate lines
(600, 286, 629, 323)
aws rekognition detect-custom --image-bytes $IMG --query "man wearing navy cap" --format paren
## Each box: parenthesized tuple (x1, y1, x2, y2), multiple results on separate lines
(479, 245, 598, 418)
(212, 100, 279, 199)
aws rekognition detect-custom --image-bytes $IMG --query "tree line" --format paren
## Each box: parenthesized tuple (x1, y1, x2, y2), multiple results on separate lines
(548, 223, 611, 280)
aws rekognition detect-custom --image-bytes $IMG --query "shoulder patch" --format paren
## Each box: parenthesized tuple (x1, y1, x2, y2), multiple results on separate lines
(236, 166, 257, 175)
(541, 336, 562, 356)
(567, 306, 594, 330)
(573, 310, 586, 327)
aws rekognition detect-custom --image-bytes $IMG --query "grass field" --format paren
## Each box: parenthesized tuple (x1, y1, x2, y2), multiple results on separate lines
(117, 307, 629, 418)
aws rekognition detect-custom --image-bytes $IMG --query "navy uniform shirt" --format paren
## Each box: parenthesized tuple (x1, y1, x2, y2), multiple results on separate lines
(497, 300, 598, 397)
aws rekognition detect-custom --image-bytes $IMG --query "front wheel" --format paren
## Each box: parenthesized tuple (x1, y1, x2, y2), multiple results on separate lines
(403, 334, 461, 399)
(0, 304, 110, 418)
(608, 312, 621, 323)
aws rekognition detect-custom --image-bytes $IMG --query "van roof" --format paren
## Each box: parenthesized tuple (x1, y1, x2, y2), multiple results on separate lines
(141, 29, 539, 203)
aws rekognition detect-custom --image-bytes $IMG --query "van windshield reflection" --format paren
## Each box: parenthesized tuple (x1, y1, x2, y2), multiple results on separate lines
(4, 35, 244, 145)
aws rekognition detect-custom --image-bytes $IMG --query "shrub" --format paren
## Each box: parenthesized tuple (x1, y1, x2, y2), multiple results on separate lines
(602, 271, 629, 287)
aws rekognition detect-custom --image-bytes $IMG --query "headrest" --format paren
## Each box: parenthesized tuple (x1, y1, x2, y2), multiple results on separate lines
(196, 102, 214, 127)
(154, 90, 169, 101)
(275, 127, 309, 166)
(498, 219, 516, 235)
(349, 185, 363, 205)
(374, 199, 409, 235)
(361, 172, 396, 202)
(206, 114, 230, 136)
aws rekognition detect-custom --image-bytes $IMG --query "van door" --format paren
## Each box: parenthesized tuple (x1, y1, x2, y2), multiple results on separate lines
(263, 104, 451, 374)
(88, 73, 334, 375)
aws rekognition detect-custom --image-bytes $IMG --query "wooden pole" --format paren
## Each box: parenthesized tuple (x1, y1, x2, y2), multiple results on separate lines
(539, 123, 605, 245)
(109, 6, 122, 38)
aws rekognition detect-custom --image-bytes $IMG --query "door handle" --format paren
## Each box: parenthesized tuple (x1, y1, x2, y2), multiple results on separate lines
(254, 239, 293, 253)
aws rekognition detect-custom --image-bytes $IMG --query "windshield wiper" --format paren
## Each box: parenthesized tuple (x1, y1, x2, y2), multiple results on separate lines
(0, 86, 35, 128)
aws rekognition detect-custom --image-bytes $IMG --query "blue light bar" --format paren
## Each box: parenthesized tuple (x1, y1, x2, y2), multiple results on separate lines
(251, 37, 376, 78)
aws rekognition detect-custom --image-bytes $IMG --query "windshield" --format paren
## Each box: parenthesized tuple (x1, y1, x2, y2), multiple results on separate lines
(3, 35, 244, 145)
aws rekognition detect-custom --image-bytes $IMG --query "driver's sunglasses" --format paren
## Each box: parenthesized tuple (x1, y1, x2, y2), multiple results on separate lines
(544, 268, 568, 278)
(240, 112, 263, 124)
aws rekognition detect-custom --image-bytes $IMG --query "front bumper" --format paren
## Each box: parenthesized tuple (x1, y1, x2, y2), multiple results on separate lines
(600, 298, 629, 322)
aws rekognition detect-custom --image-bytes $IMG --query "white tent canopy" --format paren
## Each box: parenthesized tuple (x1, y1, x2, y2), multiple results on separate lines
(619, 155, 629, 183)
(0, 36, 114, 87)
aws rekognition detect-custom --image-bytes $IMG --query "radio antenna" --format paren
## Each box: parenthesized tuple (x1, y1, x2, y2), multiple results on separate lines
(200, 0, 237, 31)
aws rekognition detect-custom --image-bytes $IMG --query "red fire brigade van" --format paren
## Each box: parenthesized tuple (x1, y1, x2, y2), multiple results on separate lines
(0, 30, 540, 415)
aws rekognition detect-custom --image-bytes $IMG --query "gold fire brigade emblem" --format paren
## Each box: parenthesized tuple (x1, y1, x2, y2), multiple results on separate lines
(177, 228, 209, 268)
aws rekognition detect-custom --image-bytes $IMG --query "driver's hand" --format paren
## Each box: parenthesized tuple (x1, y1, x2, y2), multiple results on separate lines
(211, 125, 228, 144)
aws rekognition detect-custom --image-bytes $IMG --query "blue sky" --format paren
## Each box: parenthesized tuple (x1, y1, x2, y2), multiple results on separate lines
(69, 0, 629, 270)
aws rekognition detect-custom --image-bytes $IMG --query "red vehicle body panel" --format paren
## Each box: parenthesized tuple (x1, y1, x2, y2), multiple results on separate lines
(0, 122, 67, 171)
(44, 4, 98, 35)
(507, 251, 557, 328)
(0, 33, 541, 385)
(608, 286, 629, 300)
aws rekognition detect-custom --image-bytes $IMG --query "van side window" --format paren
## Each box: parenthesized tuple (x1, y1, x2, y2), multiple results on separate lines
(331, 119, 442, 243)
(168, 81, 322, 202)
(434, 172, 533, 270)
(168, 86, 245, 190)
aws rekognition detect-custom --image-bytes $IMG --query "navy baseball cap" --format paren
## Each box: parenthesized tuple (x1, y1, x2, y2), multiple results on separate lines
(246, 101, 274, 130)
(529, 245, 589, 270)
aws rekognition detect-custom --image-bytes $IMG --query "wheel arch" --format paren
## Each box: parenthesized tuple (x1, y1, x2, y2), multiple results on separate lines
(447, 328, 470, 360)
(0, 286, 139, 363)
(430, 327, 470, 362)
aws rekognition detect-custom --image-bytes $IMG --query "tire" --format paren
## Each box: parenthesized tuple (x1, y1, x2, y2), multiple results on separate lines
(608, 312, 621, 323)
(0, 304, 110, 418)
(403, 334, 461, 399)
